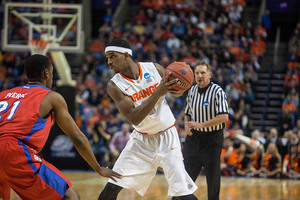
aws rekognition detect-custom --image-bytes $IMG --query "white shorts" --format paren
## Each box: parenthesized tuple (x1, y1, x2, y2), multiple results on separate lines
(108, 126, 198, 197)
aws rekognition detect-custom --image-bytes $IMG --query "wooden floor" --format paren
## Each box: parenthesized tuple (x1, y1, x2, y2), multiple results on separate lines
(11, 171, 300, 200)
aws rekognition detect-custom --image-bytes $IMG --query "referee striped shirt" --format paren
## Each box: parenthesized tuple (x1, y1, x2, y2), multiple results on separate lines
(185, 82, 229, 132)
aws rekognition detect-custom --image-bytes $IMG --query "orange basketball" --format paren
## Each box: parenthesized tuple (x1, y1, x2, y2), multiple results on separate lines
(163, 62, 194, 92)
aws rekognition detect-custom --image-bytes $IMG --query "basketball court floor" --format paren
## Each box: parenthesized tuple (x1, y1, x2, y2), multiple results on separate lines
(10, 171, 300, 200)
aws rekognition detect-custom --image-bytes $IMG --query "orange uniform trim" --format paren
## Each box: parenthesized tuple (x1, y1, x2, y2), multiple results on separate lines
(119, 63, 143, 84)
(135, 124, 175, 135)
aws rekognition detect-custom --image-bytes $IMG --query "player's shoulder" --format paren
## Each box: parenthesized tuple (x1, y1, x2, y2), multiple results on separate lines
(107, 80, 120, 93)
(137, 62, 157, 68)
(42, 90, 65, 103)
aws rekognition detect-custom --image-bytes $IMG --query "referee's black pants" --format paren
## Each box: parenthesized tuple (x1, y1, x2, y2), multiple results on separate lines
(183, 129, 224, 200)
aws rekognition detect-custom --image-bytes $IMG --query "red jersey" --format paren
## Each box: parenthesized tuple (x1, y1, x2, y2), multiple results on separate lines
(0, 85, 52, 152)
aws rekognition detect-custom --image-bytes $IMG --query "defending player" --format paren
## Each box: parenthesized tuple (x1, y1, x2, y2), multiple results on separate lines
(0, 54, 122, 200)
(98, 39, 198, 200)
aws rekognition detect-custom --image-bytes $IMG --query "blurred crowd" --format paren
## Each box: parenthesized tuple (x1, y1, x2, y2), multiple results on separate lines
(219, 21, 300, 180)
(0, 0, 299, 179)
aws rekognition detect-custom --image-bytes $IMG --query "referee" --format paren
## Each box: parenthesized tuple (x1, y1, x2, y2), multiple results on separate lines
(183, 62, 229, 200)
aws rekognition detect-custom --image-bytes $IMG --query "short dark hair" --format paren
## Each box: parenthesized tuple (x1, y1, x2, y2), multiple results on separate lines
(106, 38, 131, 49)
(24, 54, 51, 81)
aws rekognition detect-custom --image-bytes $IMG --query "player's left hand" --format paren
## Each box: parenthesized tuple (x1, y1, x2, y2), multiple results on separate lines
(98, 167, 123, 182)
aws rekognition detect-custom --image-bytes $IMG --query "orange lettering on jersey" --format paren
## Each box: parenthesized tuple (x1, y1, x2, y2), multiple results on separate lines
(142, 88, 150, 97)
(138, 91, 144, 99)
(130, 83, 159, 102)
(132, 93, 139, 102)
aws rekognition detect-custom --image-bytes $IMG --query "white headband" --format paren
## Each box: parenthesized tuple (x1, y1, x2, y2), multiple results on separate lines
(105, 46, 132, 56)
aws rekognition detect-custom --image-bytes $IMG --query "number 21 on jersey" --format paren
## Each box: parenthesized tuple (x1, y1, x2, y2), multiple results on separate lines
(0, 101, 21, 121)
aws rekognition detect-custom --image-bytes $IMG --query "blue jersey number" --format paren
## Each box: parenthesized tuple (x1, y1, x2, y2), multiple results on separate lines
(0, 101, 21, 121)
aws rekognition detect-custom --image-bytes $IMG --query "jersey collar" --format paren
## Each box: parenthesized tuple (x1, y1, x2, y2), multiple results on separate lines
(119, 63, 143, 83)
(198, 81, 212, 94)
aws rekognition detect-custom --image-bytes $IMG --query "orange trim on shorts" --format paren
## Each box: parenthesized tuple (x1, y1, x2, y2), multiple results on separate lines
(135, 124, 175, 135)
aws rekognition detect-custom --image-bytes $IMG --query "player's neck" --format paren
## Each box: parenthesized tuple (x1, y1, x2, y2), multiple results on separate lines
(27, 81, 43, 85)
(122, 63, 140, 80)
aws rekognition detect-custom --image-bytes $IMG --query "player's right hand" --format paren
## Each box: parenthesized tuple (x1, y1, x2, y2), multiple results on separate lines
(157, 72, 179, 96)
(98, 167, 123, 182)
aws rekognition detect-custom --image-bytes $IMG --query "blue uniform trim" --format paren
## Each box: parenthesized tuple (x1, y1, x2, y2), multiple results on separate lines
(20, 85, 51, 91)
(17, 140, 38, 173)
(18, 140, 68, 198)
(39, 163, 68, 197)
(23, 117, 47, 141)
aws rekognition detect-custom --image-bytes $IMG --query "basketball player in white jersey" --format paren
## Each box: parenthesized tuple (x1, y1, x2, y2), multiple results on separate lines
(98, 39, 198, 200)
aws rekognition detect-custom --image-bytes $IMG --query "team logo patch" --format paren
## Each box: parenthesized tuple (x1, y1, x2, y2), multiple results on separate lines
(144, 73, 151, 79)
(204, 100, 209, 107)
(144, 73, 152, 83)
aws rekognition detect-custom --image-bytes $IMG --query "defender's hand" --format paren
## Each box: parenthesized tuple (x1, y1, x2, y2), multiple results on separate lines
(98, 167, 123, 182)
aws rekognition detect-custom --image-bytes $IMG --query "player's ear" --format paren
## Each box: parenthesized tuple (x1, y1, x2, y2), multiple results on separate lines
(43, 68, 50, 79)
(124, 52, 131, 59)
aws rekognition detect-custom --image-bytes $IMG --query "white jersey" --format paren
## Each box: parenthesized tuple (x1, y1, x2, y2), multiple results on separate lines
(111, 62, 175, 134)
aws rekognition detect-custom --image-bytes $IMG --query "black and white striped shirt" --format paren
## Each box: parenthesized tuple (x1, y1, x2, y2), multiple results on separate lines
(185, 82, 229, 132)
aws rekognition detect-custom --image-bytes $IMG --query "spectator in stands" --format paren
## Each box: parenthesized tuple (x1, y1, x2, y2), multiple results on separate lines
(133, 20, 146, 36)
(103, 8, 114, 25)
(254, 24, 267, 39)
(109, 123, 131, 165)
(260, 143, 282, 178)
(264, 128, 279, 149)
(89, 38, 105, 54)
(284, 69, 299, 90)
(281, 95, 297, 129)
(280, 108, 294, 133)
(261, 9, 271, 35)
(251, 36, 266, 60)
(282, 144, 298, 179)
(135, 9, 147, 23)
(221, 137, 237, 176)
(290, 132, 299, 146)
(166, 33, 181, 50)
(235, 143, 251, 176)
(228, 2, 243, 22)
(242, 83, 255, 116)
(89, 108, 111, 166)
(277, 130, 293, 160)
(293, 119, 300, 133)
(283, 87, 299, 111)
(251, 129, 266, 146)
(249, 145, 264, 177)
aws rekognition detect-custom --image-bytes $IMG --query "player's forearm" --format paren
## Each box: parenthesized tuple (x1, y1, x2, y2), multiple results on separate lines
(128, 92, 162, 125)
(72, 133, 101, 171)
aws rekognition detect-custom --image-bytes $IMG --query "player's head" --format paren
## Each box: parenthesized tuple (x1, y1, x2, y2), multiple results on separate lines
(24, 54, 53, 89)
(105, 38, 132, 73)
(194, 62, 212, 88)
